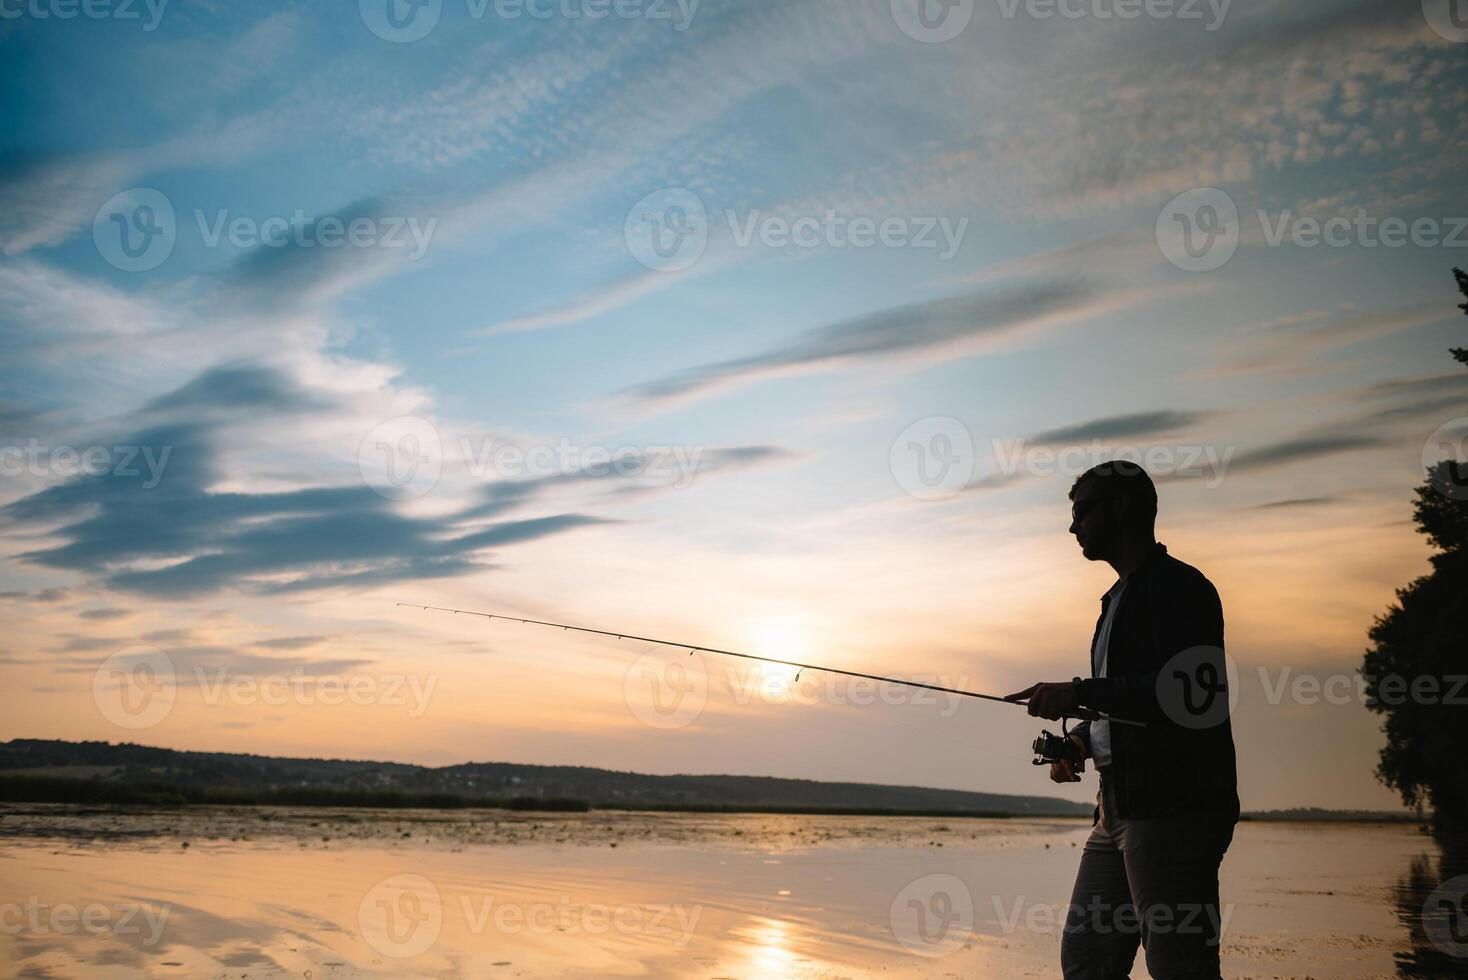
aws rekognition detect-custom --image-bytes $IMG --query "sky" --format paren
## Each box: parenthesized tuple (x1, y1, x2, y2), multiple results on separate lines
(1, 0, 1466, 812)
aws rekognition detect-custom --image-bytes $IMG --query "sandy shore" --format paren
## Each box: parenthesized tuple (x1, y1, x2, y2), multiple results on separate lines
(0, 805, 1459, 978)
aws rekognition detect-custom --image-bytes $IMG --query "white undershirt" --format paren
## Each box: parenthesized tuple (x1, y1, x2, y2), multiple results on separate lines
(1090, 578, 1128, 768)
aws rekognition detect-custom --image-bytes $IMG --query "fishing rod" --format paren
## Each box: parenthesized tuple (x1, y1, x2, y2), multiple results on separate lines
(399, 603, 1146, 769)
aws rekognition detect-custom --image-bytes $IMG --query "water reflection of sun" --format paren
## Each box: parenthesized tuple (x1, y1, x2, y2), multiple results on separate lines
(743, 917, 796, 974)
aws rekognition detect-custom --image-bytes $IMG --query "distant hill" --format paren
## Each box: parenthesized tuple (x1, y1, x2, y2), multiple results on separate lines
(0, 739, 1093, 817)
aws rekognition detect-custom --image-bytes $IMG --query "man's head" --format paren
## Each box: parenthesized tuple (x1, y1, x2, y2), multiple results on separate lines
(1068, 460, 1158, 562)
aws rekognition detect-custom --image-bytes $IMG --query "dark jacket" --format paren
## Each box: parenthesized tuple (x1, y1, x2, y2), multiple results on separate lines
(1072, 542, 1240, 821)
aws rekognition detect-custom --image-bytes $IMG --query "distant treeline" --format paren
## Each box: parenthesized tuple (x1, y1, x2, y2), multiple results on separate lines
(0, 775, 1424, 823)
(595, 802, 1018, 818)
(1239, 807, 1423, 824)
(0, 740, 1094, 816)
(0, 775, 591, 811)
(0, 775, 1030, 818)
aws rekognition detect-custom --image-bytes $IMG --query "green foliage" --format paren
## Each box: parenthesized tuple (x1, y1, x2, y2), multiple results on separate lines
(1362, 270, 1468, 831)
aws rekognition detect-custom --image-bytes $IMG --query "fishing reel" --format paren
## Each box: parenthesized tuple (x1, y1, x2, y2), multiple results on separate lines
(1031, 718, 1085, 773)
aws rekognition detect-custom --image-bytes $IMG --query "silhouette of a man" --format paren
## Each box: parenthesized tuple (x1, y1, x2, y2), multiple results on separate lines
(1008, 461, 1239, 980)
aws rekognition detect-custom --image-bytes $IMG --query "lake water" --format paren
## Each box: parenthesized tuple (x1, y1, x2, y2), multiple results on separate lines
(0, 805, 1462, 978)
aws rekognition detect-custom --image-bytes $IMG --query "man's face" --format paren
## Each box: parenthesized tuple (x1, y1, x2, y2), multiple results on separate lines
(1069, 482, 1113, 561)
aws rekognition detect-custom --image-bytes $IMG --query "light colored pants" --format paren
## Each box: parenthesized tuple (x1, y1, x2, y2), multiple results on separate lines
(1060, 778, 1235, 980)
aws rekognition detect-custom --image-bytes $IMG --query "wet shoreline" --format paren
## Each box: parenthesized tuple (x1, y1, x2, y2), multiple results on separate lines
(0, 807, 1460, 978)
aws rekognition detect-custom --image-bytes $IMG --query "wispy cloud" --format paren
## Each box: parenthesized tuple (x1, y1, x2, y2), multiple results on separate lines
(1248, 497, 1338, 510)
(2, 366, 611, 598)
(1028, 411, 1213, 446)
(78, 607, 132, 621)
(623, 281, 1107, 408)
(1226, 433, 1391, 474)
(461, 444, 795, 520)
(1215, 304, 1449, 376)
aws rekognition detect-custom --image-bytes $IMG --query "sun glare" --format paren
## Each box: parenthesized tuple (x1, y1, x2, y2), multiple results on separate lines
(748, 621, 811, 699)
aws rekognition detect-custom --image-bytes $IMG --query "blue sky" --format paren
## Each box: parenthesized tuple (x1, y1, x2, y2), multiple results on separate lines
(2, 0, 1466, 811)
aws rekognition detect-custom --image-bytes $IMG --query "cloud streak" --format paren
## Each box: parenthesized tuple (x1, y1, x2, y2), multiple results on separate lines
(624, 281, 1103, 408)
(1028, 410, 1213, 446)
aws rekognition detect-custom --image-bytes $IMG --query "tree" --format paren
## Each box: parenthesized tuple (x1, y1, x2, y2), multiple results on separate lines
(1361, 269, 1468, 832)
(1456, 267, 1468, 366)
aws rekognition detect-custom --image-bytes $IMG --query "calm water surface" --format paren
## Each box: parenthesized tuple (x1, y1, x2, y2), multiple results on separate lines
(0, 805, 1459, 978)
